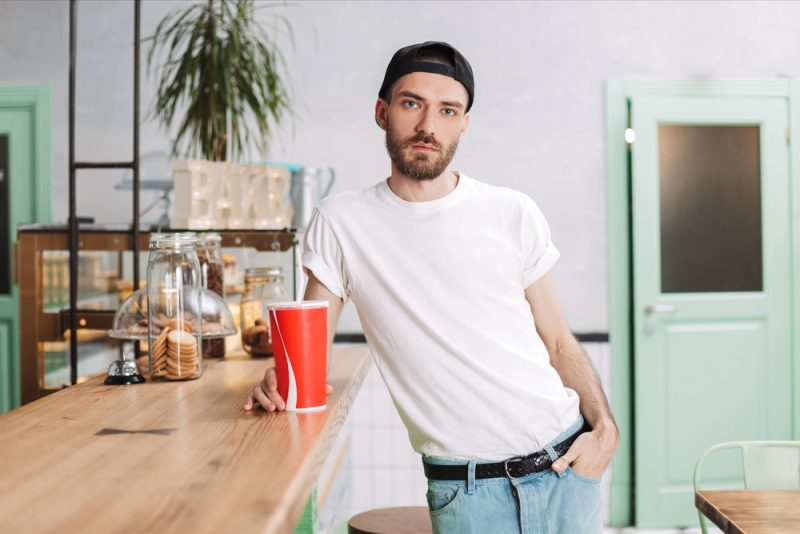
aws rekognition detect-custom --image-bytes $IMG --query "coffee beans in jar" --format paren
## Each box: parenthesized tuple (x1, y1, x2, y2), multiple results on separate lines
(197, 232, 225, 358)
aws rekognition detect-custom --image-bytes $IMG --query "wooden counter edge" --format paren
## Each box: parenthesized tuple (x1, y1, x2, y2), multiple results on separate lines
(263, 345, 373, 534)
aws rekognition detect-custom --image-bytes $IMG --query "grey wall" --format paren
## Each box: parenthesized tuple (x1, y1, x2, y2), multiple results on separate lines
(3, 0, 800, 332)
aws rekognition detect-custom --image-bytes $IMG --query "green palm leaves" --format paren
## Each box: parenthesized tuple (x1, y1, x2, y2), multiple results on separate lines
(146, 0, 292, 161)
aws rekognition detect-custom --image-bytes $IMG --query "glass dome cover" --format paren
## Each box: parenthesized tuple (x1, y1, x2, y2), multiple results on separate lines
(109, 287, 236, 340)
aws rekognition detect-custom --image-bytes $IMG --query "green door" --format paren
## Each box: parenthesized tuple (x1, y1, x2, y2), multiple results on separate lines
(0, 86, 50, 413)
(631, 97, 792, 527)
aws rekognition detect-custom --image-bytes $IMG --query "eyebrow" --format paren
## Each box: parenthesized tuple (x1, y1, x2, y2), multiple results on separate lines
(397, 90, 465, 110)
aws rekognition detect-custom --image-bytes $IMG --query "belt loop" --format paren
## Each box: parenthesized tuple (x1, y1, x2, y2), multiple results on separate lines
(467, 460, 477, 494)
(544, 444, 559, 463)
(544, 445, 568, 479)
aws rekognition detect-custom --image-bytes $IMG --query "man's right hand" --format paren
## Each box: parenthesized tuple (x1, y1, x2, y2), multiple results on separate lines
(243, 366, 335, 412)
(244, 367, 285, 412)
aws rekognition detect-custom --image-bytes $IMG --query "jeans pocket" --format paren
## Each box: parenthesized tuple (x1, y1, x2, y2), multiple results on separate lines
(567, 466, 602, 484)
(425, 483, 464, 516)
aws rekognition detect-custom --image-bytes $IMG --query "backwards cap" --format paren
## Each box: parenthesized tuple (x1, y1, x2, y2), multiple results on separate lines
(378, 41, 474, 112)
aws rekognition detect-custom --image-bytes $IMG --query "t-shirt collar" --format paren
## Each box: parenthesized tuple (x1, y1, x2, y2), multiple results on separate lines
(379, 171, 468, 213)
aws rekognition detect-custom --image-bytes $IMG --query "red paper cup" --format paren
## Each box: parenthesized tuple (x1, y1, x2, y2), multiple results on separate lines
(268, 300, 329, 412)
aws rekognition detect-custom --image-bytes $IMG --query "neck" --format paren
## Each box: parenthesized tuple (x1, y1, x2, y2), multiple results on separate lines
(387, 167, 459, 202)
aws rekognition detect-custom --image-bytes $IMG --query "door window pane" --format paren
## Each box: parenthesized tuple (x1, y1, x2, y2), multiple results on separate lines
(658, 125, 762, 293)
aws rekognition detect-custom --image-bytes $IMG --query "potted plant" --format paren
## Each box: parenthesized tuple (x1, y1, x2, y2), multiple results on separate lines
(146, 0, 295, 229)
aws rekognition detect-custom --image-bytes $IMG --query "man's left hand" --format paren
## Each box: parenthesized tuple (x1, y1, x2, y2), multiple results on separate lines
(550, 427, 618, 480)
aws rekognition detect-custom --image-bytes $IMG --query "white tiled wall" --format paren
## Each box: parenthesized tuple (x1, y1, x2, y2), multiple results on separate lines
(338, 341, 615, 524)
(344, 355, 428, 515)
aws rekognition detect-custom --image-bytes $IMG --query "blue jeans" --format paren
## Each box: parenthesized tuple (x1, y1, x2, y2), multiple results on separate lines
(422, 415, 602, 534)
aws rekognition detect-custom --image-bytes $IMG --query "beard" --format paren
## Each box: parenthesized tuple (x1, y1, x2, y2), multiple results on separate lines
(385, 122, 460, 181)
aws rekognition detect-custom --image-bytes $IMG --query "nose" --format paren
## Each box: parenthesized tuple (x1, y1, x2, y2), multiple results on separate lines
(416, 107, 437, 137)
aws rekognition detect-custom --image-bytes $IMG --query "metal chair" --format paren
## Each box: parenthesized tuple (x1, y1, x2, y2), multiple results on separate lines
(693, 441, 800, 534)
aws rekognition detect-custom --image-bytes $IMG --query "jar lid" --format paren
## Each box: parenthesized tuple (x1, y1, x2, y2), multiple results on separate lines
(149, 232, 197, 249)
(196, 232, 222, 244)
(245, 266, 283, 278)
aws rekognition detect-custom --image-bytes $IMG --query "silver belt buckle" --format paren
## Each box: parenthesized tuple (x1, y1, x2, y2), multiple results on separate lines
(503, 455, 525, 479)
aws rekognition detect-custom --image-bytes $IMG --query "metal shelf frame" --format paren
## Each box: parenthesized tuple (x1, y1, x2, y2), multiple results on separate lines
(58, 2, 300, 398)
(68, 0, 141, 385)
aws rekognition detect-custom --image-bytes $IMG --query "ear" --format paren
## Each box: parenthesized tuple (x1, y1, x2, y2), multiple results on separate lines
(375, 99, 389, 131)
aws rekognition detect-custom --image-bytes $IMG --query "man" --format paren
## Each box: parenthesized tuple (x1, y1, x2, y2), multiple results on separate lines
(245, 41, 618, 533)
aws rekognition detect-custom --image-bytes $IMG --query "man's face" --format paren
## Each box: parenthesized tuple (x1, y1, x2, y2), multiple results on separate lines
(378, 72, 469, 181)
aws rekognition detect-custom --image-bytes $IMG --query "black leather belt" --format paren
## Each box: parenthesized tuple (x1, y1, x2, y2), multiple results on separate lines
(423, 421, 591, 481)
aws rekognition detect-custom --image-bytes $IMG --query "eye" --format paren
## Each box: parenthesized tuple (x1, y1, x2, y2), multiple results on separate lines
(442, 108, 457, 117)
(402, 100, 419, 109)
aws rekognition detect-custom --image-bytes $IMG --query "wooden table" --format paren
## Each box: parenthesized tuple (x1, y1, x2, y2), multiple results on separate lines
(0, 346, 372, 534)
(696, 489, 800, 534)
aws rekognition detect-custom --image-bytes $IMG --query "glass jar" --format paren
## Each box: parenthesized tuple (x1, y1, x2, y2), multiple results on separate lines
(197, 232, 225, 358)
(240, 267, 290, 356)
(146, 232, 203, 380)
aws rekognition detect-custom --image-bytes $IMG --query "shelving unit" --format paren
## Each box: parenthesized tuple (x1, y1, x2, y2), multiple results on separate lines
(26, 1, 300, 406)
(17, 225, 298, 404)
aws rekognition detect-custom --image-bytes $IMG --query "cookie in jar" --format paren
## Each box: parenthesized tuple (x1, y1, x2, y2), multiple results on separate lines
(146, 232, 203, 380)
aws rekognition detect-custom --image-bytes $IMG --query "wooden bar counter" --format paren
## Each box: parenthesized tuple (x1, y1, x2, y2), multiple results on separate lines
(0, 346, 372, 534)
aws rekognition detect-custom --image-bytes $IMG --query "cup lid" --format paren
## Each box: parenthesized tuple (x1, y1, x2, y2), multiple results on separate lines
(267, 300, 329, 310)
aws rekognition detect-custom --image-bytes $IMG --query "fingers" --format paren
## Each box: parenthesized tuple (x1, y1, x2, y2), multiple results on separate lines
(254, 383, 282, 412)
(243, 368, 285, 412)
(264, 367, 278, 394)
(244, 391, 254, 411)
(551, 454, 573, 473)
(550, 433, 606, 477)
(551, 438, 586, 473)
(244, 369, 332, 411)
(262, 372, 285, 411)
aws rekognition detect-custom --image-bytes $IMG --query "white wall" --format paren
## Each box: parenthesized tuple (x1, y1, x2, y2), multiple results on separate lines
(3, 0, 800, 332)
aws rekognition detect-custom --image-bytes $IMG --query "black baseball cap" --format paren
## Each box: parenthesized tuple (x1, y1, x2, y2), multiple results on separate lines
(378, 41, 474, 112)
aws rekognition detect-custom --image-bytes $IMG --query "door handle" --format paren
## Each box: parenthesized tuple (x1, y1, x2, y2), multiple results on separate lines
(644, 304, 678, 314)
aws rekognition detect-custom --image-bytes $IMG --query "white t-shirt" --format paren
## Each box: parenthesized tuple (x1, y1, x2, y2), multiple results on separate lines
(302, 172, 581, 461)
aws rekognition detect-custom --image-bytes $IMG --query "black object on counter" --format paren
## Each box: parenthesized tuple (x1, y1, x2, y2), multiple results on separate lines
(103, 358, 146, 386)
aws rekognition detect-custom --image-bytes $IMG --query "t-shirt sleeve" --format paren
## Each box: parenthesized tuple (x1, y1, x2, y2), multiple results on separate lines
(520, 197, 560, 288)
(302, 208, 350, 300)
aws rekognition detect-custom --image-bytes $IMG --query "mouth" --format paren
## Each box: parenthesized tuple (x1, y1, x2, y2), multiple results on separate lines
(410, 144, 438, 152)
